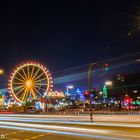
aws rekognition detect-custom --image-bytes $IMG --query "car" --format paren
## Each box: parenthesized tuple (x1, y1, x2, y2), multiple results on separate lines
(26, 106, 41, 113)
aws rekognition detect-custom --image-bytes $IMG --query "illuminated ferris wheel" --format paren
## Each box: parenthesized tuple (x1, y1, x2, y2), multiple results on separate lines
(8, 61, 53, 103)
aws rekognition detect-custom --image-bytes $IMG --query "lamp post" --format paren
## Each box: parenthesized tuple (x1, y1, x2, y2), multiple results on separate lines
(88, 63, 96, 122)
(88, 63, 96, 91)
(87, 63, 110, 122)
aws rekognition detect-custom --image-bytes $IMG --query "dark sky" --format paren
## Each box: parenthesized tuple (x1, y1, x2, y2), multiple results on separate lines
(0, 0, 140, 74)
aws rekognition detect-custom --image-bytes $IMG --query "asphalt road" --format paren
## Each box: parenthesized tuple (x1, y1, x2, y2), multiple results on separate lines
(0, 114, 140, 140)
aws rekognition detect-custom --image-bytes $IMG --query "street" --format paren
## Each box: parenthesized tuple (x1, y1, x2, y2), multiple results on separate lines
(0, 0, 140, 140)
(0, 114, 140, 140)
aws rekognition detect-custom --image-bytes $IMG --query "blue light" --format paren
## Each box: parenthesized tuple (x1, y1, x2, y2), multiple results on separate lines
(64, 91, 68, 95)
(76, 89, 81, 94)
(35, 101, 40, 109)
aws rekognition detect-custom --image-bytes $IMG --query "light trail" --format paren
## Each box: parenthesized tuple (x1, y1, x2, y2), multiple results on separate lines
(53, 52, 140, 84)
(0, 115, 139, 139)
(0, 125, 126, 140)
(0, 121, 110, 134)
(54, 59, 140, 84)
(0, 116, 140, 128)
(53, 52, 140, 75)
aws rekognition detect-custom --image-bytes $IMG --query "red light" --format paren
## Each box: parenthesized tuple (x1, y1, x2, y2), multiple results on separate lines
(104, 63, 109, 71)
(124, 97, 132, 103)
(105, 63, 109, 67)
(130, 106, 135, 109)
(85, 91, 89, 95)
(96, 63, 99, 67)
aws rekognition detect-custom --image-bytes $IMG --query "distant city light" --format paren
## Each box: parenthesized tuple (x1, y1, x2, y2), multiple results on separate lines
(66, 85, 74, 89)
(136, 58, 140, 62)
(133, 90, 138, 93)
(0, 69, 4, 75)
(99, 91, 103, 95)
(105, 81, 113, 86)
(76, 89, 81, 94)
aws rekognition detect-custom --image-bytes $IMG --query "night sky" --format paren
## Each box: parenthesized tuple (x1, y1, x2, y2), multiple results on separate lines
(0, 0, 140, 74)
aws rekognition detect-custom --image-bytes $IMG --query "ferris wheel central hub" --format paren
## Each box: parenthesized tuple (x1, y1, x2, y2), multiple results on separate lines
(25, 79, 33, 88)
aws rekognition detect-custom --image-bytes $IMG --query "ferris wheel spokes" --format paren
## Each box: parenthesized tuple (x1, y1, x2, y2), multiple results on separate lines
(14, 76, 25, 83)
(21, 67, 27, 79)
(31, 66, 35, 78)
(35, 77, 48, 83)
(34, 72, 45, 81)
(32, 67, 40, 79)
(33, 87, 42, 96)
(9, 61, 53, 103)
(15, 87, 25, 96)
(17, 71, 26, 80)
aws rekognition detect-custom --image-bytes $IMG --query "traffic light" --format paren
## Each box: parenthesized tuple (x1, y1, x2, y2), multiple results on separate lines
(121, 75, 124, 82)
(84, 91, 90, 98)
(117, 74, 124, 81)
(104, 63, 109, 71)
(117, 74, 121, 80)
(84, 91, 89, 96)
(84, 89, 96, 99)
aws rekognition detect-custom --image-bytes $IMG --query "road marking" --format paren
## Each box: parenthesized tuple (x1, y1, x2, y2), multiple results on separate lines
(29, 132, 51, 139)
(30, 136, 39, 139)
(38, 134, 45, 137)
(5, 130, 23, 136)
(5, 138, 21, 140)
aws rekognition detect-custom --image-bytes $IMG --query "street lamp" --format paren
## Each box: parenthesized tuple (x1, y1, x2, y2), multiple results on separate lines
(87, 63, 110, 122)
(105, 80, 113, 86)
(88, 63, 97, 123)
(0, 69, 4, 107)
(99, 91, 103, 95)
(0, 69, 4, 75)
(133, 90, 138, 93)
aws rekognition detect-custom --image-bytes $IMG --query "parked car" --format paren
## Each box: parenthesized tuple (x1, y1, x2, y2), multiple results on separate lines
(26, 106, 41, 113)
